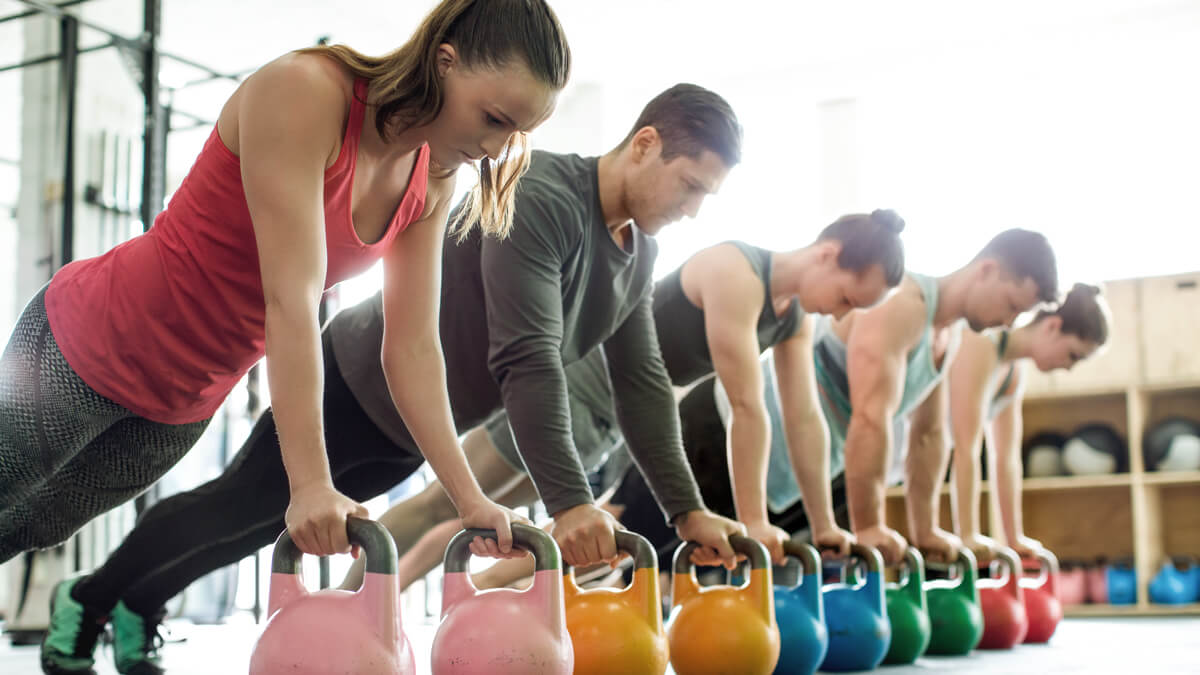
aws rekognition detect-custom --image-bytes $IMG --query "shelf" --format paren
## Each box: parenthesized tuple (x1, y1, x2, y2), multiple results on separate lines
(1141, 470, 1200, 486)
(1022, 474, 1133, 491)
(885, 474, 1133, 498)
(1024, 386, 1129, 403)
(1064, 603, 1200, 618)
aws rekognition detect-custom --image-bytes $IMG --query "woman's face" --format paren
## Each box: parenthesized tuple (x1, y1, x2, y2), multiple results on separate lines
(426, 45, 558, 170)
(1031, 317, 1100, 372)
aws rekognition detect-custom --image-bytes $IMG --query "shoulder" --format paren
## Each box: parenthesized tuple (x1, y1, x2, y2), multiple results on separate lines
(684, 242, 763, 291)
(244, 52, 350, 112)
(865, 275, 927, 338)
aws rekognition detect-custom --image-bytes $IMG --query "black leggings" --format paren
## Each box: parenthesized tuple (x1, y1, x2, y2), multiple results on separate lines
(611, 377, 848, 561)
(73, 331, 425, 615)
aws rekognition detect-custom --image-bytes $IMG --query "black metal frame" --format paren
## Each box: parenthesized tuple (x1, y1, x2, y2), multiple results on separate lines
(5, 0, 240, 264)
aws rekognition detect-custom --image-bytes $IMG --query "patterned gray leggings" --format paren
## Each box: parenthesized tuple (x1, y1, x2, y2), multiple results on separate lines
(0, 287, 210, 563)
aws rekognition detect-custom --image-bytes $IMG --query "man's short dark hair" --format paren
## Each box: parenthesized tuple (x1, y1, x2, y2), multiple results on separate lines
(974, 229, 1059, 302)
(619, 83, 742, 167)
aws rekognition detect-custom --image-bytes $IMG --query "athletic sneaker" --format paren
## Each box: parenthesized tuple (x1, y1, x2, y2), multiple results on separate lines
(39, 577, 107, 675)
(111, 601, 166, 675)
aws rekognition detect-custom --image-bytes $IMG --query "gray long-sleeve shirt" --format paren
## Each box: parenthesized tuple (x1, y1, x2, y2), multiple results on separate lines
(328, 151, 703, 520)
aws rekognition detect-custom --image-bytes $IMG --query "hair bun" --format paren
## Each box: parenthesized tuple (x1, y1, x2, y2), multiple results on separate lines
(870, 208, 905, 234)
(1071, 282, 1102, 297)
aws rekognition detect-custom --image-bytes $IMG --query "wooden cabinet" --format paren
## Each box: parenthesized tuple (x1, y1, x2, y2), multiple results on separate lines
(1141, 272, 1200, 385)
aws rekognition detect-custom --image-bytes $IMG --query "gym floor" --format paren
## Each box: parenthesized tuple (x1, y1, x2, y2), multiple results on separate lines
(2, 614, 1197, 674)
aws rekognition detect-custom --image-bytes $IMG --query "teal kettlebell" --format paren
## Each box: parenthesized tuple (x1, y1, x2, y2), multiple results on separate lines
(771, 541, 828, 675)
(882, 547, 932, 664)
(925, 548, 983, 655)
(819, 543, 891, 672)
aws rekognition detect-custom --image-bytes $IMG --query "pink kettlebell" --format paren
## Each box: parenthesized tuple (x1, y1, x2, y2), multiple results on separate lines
(249, 517, 415, 675)
(431, 523, 573, 674)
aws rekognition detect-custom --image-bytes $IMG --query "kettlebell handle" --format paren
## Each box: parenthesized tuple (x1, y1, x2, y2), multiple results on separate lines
(781, 540, 822, 577)
(991, 547, 1022, 599)
(443, 522, 560, 573)
(1022, 548, 1058, 589)
(271, 516, 397, 575)
(563, 529, 655, 577)
(673, 534, 769, 576)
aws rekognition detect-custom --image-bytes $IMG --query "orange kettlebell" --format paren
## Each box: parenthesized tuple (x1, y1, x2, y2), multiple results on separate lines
(564, 530, 669, 675)
(667, 535, 780, 675)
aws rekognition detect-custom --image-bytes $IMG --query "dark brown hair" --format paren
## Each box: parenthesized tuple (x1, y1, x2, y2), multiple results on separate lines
(617, 83, 742, 167)
(301, 0, 571, 239)
(1034, 283, 1109, 345)
(817, 208, 906, 286)
(974, 228, 1059, 302)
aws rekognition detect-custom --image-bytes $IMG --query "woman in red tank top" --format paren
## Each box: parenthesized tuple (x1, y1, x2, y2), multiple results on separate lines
(0, 0, 569, 578)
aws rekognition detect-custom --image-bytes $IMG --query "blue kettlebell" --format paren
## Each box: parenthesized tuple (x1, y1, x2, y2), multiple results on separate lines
(819, 543, 891, 672)
(1149, 557, 1196, 605)
(1106, 559, 1137, 605)
(771, 541, 828, 675)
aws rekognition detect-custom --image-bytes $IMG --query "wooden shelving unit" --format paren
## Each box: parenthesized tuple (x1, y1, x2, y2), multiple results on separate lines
(886, 272, 1200, 618)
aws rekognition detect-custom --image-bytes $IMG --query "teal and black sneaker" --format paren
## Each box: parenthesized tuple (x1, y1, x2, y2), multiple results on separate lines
(111, 601, 166, 675)
(39, 577, 107, 675)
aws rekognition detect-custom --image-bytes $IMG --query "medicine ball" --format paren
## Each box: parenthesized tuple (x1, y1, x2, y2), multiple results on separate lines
(1022, 431, 1067, 478)
(1062, 423, 1126, 475)
(1143, 417, 1200, 472)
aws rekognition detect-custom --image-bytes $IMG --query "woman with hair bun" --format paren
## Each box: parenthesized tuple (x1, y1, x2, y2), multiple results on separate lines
(948, 283, 1110, 561)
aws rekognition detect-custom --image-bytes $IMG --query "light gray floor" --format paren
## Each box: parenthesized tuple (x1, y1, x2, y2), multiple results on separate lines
(3, 615, 1198, 674)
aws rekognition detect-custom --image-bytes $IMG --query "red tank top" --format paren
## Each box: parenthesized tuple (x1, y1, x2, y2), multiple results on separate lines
(45, 78, 429, 424)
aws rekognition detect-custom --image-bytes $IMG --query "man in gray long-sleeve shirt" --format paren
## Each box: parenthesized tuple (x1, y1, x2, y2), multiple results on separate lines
(332, 83, 749, 569)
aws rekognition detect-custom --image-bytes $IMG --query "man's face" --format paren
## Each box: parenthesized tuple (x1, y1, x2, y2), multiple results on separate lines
(624, 139, 729, 236)
(963, 262, 1043, 331)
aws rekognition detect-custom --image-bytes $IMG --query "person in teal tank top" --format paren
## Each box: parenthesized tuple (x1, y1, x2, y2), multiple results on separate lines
(949, 283, 1109, 564)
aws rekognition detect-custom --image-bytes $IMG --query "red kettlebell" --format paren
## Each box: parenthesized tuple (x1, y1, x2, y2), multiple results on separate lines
(431, 524, 573, 674)
(667, 535, 781, 675)
(977, 547, 1028, 649)
(249, 517, 415, 675)
(564, 530, 669, 675)
(1020, 549, 1063, 643)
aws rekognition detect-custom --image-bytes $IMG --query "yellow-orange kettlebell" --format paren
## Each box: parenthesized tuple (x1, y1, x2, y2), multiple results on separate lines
(667, 535, 780, 675)
(564, 530, 669, 675)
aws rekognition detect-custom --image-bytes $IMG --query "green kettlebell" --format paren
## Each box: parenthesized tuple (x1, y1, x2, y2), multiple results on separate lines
(924, 548, 983, 655)
(882, 547, 932, 664)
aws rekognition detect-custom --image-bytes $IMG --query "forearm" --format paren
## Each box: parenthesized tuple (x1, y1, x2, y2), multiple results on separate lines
(264, 301, 330, 491)
(498, 350, 594, 515)
(843, 413, 892, 530)
(726, 401, 770, 525)
(997, 446, 1025, 542)
(950, 433, 983, 538)
(384, 336, 484, 511)
(905, 431, 950, 538)
(785, 412, 837, 532)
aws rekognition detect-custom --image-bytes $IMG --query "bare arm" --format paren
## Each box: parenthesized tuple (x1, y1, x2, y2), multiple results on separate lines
(695, 254, 777, 555)
(843, 296, 922, 534)
(904, 376, 961, 562)
(990, 367, 1032, 551)
(948, 332, 999, 557)
(774, 317, 851, 555)
(238, 57, 366, 556)
(380, 174, 516, 552)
